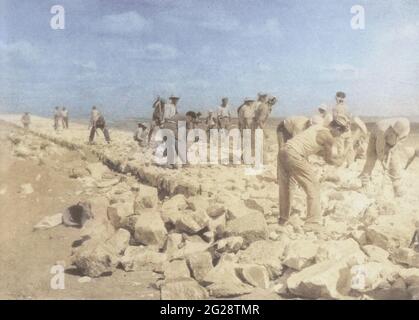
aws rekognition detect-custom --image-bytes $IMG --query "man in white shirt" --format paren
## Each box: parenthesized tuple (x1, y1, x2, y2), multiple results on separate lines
(217, 97, 231, 130)
(163, 95, 179, 122)
(61, 107, 69, 129)
(133, 122, 148, 147)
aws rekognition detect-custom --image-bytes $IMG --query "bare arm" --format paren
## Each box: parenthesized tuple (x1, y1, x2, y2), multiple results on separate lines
(317, 130, 345, 166)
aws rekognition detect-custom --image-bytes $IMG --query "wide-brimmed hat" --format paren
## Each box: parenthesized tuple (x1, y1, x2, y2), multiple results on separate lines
(392, 118, 410, 140)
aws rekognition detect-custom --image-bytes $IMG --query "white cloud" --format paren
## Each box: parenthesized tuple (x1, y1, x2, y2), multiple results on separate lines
(100, 11, 149, 34)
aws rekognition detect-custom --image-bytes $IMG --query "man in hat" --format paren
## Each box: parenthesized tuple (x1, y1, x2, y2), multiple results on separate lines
(277, 115, 311, 149)
(217, 97, 231, 130)
(21, 112, 31, 130)
(278, 114, 350, 230)
(359, 117, 413, 197)
(333, 91, 348, 118)
(133, 122, 148, 147)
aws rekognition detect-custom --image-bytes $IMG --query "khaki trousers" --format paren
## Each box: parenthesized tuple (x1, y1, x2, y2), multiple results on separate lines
(278, 147, 321, 223)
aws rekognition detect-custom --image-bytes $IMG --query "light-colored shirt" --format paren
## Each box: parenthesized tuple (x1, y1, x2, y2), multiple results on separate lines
(217, 105, 230, 118)
(61, 109, 68, 117)
(163, 103, 177, 121)
(90, 109, 100, 123)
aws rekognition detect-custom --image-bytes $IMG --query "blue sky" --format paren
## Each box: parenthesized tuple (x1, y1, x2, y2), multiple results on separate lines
(1, 0, 419, 119)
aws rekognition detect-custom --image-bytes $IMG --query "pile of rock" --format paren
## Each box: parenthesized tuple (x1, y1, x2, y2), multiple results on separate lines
(70, 179, 419, 300)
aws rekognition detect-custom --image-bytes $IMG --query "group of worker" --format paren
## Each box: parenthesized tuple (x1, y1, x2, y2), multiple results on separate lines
(53, 106, 69, 130)
(19, 92, 419, 233)
(276, 91, 418, 231)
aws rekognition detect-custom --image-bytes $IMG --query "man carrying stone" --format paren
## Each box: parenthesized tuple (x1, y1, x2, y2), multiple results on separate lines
(278, 114, 350, 230)
(359, 117, 414, 197)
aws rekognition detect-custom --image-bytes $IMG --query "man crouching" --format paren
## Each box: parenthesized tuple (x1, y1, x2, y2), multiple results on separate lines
(277, 114, 350, 230)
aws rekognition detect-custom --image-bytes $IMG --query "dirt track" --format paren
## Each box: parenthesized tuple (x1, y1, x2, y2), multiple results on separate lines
(0, 122, 159, 299)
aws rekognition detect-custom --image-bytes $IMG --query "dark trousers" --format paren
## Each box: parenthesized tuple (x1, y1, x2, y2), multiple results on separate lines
(89, 125, 110, 143)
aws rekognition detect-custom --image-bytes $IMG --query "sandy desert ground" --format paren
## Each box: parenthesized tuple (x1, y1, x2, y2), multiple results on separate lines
(1, 114, 419, 300)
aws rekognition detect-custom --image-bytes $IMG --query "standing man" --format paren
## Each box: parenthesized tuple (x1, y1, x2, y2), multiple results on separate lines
(61, 107, 69, 129)
(217, 97, 231, 130)
(21, 112, 31, 130)
(278, 115, 350, 229)
(53, 106, 62, 131)
(255, 95, 277, 131)
(89, 106, 110, 144)
(237, 97, 256, 131)
(359, 118, 413, 197)
(333, 91, 349, 118)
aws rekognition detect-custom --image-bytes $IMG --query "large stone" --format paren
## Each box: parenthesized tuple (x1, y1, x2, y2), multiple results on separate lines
(208, 213, 226, 238)
(161, 278, 209, 300)
(187, 251, 214, 283)
(175, 210, 209, 234)
(225, 212, 268, 245)
(120, 246, 166, 271)
(169, 240, 210, 260)
(87, 162, 108, 180)
(134, 184, 159, 211)
(107, 202, 134, 228)
(202, 261, 253, 297)
(161, 194, 188, 224)
(362, 245, 390, 263)
(215, 236, 244, 254)
(237, 240, 288, 279)
(330, 191, 372, 221)
(236, 264, 270, 289)
(316, 239, 366, 265)
(206, 205, 226, 218)
(133, 211, 167, 248)
(287, 260, 352, 299)
(366, 215, 416, 251)
(399, 268, 419, 287)
(105, 228, 131, 255)
(282, 240, 320, 271)
(186, 196, 210, 212)
(392, 248, 419, 268)
(164, 259, 191, 280)
(71, 241, 119, 277)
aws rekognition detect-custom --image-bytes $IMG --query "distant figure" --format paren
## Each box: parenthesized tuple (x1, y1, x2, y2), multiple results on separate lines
(133, 122, 148, 147)
(61, 107, 69, 129)
(359, 118, 412, 197)
(162, 95, 179, 122)
(333, 91, 349, 118)
(53, 106, 62, 130)
(89, 106, 110, 144)
(217, 97, 231, 130)
(349, 116, 368, 162)
(186, 111, 197, 130)
(237, 97, 256, 131)
(21, 112, 31, 130)
(205, 110, 217, 130)
(255, 95, 277, 131)
(149, 96, 166, 143)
